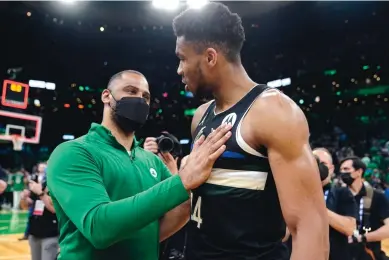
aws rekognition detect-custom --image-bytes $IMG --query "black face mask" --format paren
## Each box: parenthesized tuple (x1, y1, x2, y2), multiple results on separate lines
(340, 172, 355, 186)
(318, 162, 329, 181)
(110, 95, 149, 133)
(314, 156, 329, 182)
(323, 183, 332, 191)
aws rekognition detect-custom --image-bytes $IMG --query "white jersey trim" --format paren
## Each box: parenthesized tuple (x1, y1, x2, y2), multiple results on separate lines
(206, 168, 268, 190)
(235, 88, 273, 158)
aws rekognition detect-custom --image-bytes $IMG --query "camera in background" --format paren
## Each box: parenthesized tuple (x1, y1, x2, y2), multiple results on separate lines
(156, 132, 182, 158)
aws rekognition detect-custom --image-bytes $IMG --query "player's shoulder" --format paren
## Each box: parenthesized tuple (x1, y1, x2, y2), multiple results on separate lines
(191, 100, 214, 134)
(253, 88, 303, 118)
(195, 100, 214, 117)
(249, 88, 308, 143)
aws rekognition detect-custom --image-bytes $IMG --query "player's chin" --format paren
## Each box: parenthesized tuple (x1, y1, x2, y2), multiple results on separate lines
(185, 84, 197, 95)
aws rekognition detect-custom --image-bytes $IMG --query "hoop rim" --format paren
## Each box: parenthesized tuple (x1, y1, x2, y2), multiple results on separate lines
(10, 134, 25, 141)
(10, 134, 24, 151)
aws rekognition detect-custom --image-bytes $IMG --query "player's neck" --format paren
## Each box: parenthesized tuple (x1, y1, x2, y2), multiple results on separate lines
(213, 64, 256, 113)
(350, 178, 364, 195)
(101, 118, 135, 151)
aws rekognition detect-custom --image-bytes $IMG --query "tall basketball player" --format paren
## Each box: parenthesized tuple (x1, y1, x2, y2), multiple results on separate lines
(173, 3, 329, 260)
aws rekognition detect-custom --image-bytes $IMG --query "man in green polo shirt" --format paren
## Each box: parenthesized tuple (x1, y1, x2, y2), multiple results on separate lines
(47, 70, 231, 260)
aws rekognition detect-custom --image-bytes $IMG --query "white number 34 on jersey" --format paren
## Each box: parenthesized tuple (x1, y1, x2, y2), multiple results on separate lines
(191, 195, 203, 229)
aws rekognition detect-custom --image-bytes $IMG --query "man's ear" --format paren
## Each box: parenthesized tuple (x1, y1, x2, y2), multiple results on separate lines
(101, 89, 111, 105)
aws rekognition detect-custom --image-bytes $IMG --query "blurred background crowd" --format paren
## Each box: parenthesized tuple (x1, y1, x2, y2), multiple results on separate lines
(0, 1, 388, 259)
(0, 1, 388, 194)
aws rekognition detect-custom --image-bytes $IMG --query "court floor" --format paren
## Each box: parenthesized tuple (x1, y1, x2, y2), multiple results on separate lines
(2, 211, 389, 260)
(0, 211, 30, 260)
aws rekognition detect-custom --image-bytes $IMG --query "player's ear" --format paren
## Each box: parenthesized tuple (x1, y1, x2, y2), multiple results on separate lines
(205, 48, 217, 67)
(101, 89, 111, 105)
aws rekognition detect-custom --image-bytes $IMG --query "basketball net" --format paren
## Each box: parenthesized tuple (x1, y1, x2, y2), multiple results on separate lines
(11, 135, 24, 151)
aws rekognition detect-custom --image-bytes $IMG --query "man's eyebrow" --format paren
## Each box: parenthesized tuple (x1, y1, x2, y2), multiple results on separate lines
(123, 85, 150, 97)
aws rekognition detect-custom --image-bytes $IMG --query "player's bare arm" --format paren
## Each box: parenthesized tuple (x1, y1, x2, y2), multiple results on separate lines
(249, 90, 329, 260)
(159, 200, 191, 242)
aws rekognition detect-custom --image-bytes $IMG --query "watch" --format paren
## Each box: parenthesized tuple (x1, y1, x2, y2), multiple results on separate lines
(362, 234, 367, 243)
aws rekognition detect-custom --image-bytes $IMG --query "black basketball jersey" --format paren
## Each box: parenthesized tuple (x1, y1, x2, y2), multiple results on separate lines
(186, 85, 288, 260)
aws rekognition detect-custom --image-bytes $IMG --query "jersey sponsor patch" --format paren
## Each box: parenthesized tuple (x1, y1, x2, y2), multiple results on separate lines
(221, 113, 237, 127)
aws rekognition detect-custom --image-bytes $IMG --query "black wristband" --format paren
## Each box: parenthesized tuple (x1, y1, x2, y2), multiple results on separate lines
(352, 235, 359, 243)
(38, 192, 45, 197)
(362, 234, 367, 243)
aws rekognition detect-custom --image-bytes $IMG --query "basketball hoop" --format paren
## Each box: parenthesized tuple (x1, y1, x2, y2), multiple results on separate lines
(11, 135, 24, 151)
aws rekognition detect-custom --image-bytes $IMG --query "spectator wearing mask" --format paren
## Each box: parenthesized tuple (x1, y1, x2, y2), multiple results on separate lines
(313, 148, 357, 260)
(27, 166, 59, 260)
(340, 156, 389, 260)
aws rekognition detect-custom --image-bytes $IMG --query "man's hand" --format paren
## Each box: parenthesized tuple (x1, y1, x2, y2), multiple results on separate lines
(180, 155, 189, 169)
(179, 123, 232, 190)
(144, 137, 158, 154)
(29, 181, 43, 195)
(159, 152, 179, 174)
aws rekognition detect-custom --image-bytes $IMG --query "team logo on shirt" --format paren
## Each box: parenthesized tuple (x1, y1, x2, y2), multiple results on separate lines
(221, 113, 237, 127)
(150, 168, 158, 178)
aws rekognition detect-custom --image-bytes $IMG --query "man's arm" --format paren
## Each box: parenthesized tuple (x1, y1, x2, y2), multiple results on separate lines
(160, 200, 190, 242)
(365, 192, 389, 242)
(158, 155, 190, 242)
(47, 142, 190, 249)
(41, 193, 56, 213)
(252, 90, 329, 260)
(327, 210, 356, 236)
(327, 187, 357, 236)
(365, 218, 389, 242)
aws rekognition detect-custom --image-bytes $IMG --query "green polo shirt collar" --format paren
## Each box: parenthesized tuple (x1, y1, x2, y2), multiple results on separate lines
(88, 123, 140, 152)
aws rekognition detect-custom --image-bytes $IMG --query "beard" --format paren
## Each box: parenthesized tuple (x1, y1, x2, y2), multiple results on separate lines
(192, 67, 213, 101)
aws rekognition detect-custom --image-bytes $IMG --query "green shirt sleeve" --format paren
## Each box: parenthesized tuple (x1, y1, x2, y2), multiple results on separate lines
(47, 142, 189, 249)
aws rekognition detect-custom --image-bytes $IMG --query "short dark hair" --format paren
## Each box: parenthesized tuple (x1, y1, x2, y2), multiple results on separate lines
(340, 156, 367, 174)
(172, 2, 245, 62)
(107, 70, 145, 90)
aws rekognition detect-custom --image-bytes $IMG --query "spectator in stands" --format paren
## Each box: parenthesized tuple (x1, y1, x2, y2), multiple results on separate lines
(341, 156, 389, 260)
(19, 162, 48, 241)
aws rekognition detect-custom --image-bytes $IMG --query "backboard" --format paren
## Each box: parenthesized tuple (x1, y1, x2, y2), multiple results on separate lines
(0, 110, 42, 144)
(1, 80, 30, 109)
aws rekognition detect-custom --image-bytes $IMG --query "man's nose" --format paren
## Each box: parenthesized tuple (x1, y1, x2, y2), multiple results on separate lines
(177, 63, 183, 75)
